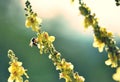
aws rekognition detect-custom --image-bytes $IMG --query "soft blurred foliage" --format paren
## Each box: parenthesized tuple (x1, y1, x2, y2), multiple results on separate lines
(0, 0, 120, 82)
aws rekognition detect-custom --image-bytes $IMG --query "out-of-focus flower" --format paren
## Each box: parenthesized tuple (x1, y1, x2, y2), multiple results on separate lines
(113, 67, 120, 81)
(73, 72, 85, 82)
(59, 72, 72, 82)
(79, 3, 91, 16)
(70, 0, 74, 4)
(100, 27, 113, 38)
(105, 53, 118, 68)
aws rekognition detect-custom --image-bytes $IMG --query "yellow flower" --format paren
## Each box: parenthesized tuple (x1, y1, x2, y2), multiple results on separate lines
(105, 53, 118, 68)
(8, 50, 29, 82)
(73, 72, 85, 82)
(59, 72, 72, 82)
(24, 80, 29, 82)
(93, 35, 105, 52)
(48, 36, 55, 42)
(8, 74, 23, 82)
(56, 59, 74, 71)
(37, 33, 44, 54)
(8, 61, 29, 82)
(112, 67, 120, 81)
(36, 32, 55, 54)
(43, 32, 55, 42)
(107, 31, 113, 37)
(25, 13, 42, 32)
(100, 27, 113, 37)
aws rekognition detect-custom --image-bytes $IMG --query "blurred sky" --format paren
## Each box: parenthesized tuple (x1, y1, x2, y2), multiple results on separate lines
(21, 0, 120, 34)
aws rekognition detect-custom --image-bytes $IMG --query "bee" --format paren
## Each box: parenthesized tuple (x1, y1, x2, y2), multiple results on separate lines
(29, 37, 38, 47)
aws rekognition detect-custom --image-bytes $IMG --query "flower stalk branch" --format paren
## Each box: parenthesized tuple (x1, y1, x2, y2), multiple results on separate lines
(75, 0, 120, 81)
(24, 0, 85, 82)
(8, 50, 29, 82)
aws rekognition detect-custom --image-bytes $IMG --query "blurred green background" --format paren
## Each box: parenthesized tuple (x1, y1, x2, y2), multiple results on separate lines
(0, 0, 119, 82)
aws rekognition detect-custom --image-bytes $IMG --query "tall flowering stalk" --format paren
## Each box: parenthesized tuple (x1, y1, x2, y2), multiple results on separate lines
(24, 0, 85, 82)
(74, 0, 120, 81)
(8, 50, 29, 82)
(77, 0, 120, 68)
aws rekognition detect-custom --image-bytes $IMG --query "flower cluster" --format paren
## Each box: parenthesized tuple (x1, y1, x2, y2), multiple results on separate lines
(30, 32, 55, 54)
(93, 28, 113, 52)
(113, 67, 120, 81)
(58, 58, 74, 82)
(105, 53, 118, 68)
(24, 0, 85, 82)
(79, 3, 98, 29)
(25, 0, 42, 32)
(8, 50, 29, 82)
(93, 35, 105, 52)
(25, 12, 42, 32)
(49, 53, 85, 82)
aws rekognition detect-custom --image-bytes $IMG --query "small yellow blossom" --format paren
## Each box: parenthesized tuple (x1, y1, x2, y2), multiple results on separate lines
(105, 53, 118, 68)
(73, 72, 85, 82)
(107, 31, 113, 37)
(56, 59, 74, 71)
(100, 27, 106, 33)
(37, 33, 44, 54)
(112, 67, 120, 81)
(48, 54, 52, 59)
(48, 36, 55, 42)
(43, 32, 55, 42)
(24, 80, 29, 82)
(59, 72, 72, 82)
(93, 35, 105, 52)
(100, 27, 113, 37)
(25, 13, 42, 32)
(36, 32, 55, 54)
(8, 50, 29, 82)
